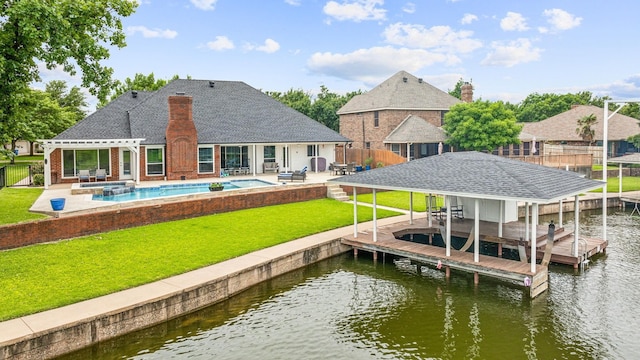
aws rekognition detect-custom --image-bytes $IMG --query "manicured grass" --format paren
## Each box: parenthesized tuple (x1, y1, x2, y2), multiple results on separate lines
(351, 190, 444, 211)
(0, 154, 43, 165)
(589, 176, 640, 193)
(0, 199, 400, 321)
(0, 188, 48, 225)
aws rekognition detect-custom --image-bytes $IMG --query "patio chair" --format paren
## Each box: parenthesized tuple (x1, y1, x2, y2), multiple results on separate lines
(95, 169, 107, 182)
(345, 162, 356, 175)
(277, 166, 307, 182)
(440, 196, 464, 219)
(78, 169, 91, 182)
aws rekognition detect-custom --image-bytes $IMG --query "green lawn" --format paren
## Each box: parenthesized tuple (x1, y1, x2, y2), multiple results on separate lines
(0, 188, 48, 224)
(351, 190, 444, 211)
(0, 199, 400, 321)
(589, 176, 640, 193)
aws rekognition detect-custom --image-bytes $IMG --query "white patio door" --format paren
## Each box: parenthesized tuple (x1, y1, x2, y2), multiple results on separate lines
(119, 148, 134, 180)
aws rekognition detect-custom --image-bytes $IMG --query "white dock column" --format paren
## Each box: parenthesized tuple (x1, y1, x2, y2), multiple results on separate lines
(373, 189, 378, 242)
(427, 194, 433, 228)
(525, 203, 530, 242)
(530, 203, 538, 273)
(573, 194, 580, 257)
(445, 196, 452, 257)
(409, 192, 414, 225)
(474, 199, 480, 262)
(353, 187, 358, 238)
(498, 200, 504, 238)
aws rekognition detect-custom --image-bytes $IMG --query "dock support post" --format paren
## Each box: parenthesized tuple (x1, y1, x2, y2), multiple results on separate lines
(474, 272, 479, 285)
(498, 243, 503, 257)
(353, 248, 358, 258)
(373, 251, 378, 262)
(445, 266, 450, 279)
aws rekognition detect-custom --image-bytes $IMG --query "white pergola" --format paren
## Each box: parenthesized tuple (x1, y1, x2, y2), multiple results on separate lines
(39, 138, 145, 189)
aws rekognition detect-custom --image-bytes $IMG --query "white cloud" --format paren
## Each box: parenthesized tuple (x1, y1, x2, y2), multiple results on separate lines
(590, 74, 640, 99)
(402, 2, 416, 14)
(206, 36, 235, 51)
(542, 8, 582, 31)
(323, 0, 386, 22)
(190, 0, 218, 10)
(481, 38, 542, 67)
(245, 38, 281, 53)
(127, 26, 177, 39)
(500, 12, 529, 31)
(284, 0, 301, 5)
(382, 23, 482, 54)
(460, 13, 478, 25)
(307, 46, 459, 84)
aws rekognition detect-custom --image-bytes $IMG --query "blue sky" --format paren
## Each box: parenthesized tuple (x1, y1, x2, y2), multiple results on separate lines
(40, 0, 640, 110)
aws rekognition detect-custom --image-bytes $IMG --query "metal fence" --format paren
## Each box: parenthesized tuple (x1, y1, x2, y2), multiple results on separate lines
(0, 164, 32, 188)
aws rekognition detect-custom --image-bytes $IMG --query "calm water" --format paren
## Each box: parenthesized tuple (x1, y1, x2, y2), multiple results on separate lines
(91, 179, 274, 202)
(57, 209, 640, 360)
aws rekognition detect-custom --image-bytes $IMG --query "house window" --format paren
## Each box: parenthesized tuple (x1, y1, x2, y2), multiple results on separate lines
(307, 145, 317, 157)
(365, 142, 371, 149)
(391, 144, 401, 155)
(512, 144, 520, 156)
(221, 146, 248, 169)
(198, 146, 214, 173)
(62, 149, 110, 178)
(374, 111, 379, 127)
(146, 147, 164, 175)
(441, 110, 449, 126)
(502, 145, 510, 156)
(264, 145, 276, 162)
(523, 142, 530, 155)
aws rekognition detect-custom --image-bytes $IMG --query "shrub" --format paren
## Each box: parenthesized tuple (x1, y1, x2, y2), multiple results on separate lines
(31, 161, 45, 174)
(32, 174, 44, 186)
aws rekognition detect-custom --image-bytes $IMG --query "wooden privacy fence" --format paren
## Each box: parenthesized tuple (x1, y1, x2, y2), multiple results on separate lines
(335, 148, 407, 167)
(508, 153, 592, 169)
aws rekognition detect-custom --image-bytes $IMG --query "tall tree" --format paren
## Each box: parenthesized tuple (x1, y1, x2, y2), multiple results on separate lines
(309, 86, 362, 132)
(100, 73, 183, 107)
(443, 100, 522, 151)
(0, 0, 137, 143)
(448, 78, 466, 100)
(576, 113, 597, 144)
(266, 88, 312, 117)
(515, 91, 604, 123)
(45, 80, 87, 123)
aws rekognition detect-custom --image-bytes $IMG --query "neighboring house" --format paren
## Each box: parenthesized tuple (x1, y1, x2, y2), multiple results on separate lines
(337, 70, 471, 159)
(522, 104, 640, 159)
(40, 79, 350, 188)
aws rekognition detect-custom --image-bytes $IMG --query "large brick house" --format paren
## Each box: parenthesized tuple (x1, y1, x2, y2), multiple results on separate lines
(40, 79, 350, 188)
(337, 70, 472, 159)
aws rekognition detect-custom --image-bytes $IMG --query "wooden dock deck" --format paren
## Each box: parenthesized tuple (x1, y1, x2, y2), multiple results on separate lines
(340, 217, 608, 297)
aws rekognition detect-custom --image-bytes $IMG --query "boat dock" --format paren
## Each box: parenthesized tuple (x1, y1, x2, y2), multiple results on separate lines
(340, 217, 608, 297)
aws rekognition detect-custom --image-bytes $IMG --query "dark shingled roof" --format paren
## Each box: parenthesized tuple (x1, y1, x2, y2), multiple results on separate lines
(55, 79, 350, 145)
(330, 151, 604, 203)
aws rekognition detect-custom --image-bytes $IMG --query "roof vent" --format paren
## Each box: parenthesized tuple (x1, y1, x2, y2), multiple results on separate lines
(209, 81, 215, 88)
(176, 92, 185, 96)
(402, 77, 408, 83)
(131, 90, 138, 98)
(418, 78, 423, 83)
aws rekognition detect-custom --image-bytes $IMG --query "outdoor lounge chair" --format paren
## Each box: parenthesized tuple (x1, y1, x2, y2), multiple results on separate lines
(78, 169, 91, 182)
(95, 169, 107, 182)
(277, 166, 307, 182)
(439, 196, 464, 219)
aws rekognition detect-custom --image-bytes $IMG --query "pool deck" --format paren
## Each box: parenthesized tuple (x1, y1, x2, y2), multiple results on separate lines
(29, 172, 338, 216)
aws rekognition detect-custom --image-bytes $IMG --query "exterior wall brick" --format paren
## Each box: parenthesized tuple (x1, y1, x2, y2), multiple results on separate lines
(339, 109, 443, 150)
(0, 185, 327, 250)
(166, 95, 198, 180)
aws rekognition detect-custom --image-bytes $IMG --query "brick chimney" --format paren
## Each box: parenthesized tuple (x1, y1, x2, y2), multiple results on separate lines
(461, 82, 473, 103)
(165, 94, 198, 180)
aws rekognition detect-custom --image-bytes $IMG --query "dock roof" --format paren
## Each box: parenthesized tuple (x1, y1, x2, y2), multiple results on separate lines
(330, 151, 604, 203)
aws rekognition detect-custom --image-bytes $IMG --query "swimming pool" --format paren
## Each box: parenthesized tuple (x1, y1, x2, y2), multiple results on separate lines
(92, 179, 275, 202)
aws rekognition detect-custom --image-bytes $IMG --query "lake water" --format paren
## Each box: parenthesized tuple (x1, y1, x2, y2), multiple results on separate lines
(56, 209, 640, 359)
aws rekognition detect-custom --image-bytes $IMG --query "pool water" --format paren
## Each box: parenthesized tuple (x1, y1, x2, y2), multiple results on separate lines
(92, 179, 274, 202)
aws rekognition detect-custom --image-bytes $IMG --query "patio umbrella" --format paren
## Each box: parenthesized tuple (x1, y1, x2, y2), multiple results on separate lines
(532, 137, 537, 155)
(438, 142, 443, 155)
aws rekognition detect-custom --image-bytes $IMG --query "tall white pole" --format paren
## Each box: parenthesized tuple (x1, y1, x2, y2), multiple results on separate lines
(603, 102, 608, 242)
(474, 199, 480, 262)
(446, 196, 451, 257)
(409, 192, 414, 225)
(353, 187, 358, 238)
(531, 203, 538, 273)
(373, 189, 378, 242)
(574, 194, 580, 257)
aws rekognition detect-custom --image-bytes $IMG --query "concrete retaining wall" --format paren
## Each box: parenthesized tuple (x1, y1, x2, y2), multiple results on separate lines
(0, 238, 351, 359)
